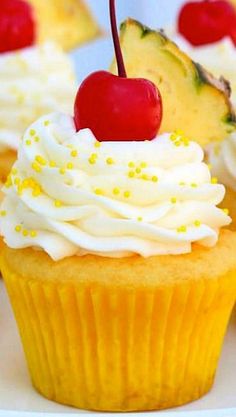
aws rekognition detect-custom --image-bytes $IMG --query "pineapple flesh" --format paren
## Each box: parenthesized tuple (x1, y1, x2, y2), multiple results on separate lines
(111, 19, 236, 145)
(28, 0, 100, 51)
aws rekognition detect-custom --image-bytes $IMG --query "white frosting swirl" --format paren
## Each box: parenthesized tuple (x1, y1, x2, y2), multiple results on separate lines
(0, 113, 230, 260)
(0, 43, 76, 153)
(208, 132, 236, 192)
(170, 31, 236, 106)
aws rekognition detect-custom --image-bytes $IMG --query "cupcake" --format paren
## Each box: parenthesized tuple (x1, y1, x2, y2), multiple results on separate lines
(1, 111, 236, 411)
(1, 3, 236, 411)
(207, 134, 236, 229)
(171, 0, 236, 106)
(0, 42, 76, 182)
(0, 0, 77, 183)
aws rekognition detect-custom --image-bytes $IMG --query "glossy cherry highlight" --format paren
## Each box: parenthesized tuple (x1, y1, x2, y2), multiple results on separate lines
(74, 0, 163, 141)
(0, 0, 35, 53)
(178, 0, 236, 46)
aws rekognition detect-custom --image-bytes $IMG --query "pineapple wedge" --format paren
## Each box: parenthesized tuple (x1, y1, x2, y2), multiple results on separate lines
(28, 0, 100, 51)
(111, 19, 236, 145)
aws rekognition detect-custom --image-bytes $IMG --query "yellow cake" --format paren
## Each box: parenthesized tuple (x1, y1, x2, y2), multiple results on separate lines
(28, 0, 100, 50)
(0, 112, 235, 411)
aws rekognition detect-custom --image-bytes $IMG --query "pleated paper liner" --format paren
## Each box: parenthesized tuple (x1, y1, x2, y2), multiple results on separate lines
(1, 248, 236, 411)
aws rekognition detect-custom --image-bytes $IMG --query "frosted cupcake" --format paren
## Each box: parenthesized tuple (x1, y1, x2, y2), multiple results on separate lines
(0, 42, 76, 182)
(1, 112, 236, 411)
(0, 0, 77, 182)
(207, 133, 236, 228)
(171, 0, 236, 106)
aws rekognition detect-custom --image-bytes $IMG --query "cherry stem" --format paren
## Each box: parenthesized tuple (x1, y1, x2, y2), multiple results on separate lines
(109, 0, 127, 78)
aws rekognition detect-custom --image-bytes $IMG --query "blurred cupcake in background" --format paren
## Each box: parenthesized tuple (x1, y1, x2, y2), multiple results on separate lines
(0, 0, 78, 183)
(207, 133, 236, 229)
(169, 0, 236, 106)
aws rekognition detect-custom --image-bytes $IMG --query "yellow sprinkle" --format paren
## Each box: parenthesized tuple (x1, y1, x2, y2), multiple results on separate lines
(66, 144, 73, 149)
(44, 120, 50, 126)
(222, 208, 229, 215)
(152, 176, 158, 183)
(71, 150, 78, 157)
(113, 187, 120, 195)
(34, 136, 40, 142)
(124, 191, 131, 198)
(174, 141, 181, 147)
(171, 197, 177, 204)
(31, 162, 42, 173)
(67, 162, 73, 170)
(15, 225, 21, 232)
(11, 168, 17, 175)
(135, 167, 141, 174)
(191, 183, 197, 188)
(140, 162, 147, 168)
(30, 230, 37, 238)
(128, 162, 135, 168)
(32, 187, 41, 197)
(211, 177, 218, 184)
(49, 161, 56, 168)
(106, 157, 114, 165)
(94, 141, 101, 148)
(128, 171, 135, 178)
(35, 155, 46, 166)
(54, 200, 62, 207)
(88, 157, 96, 165)
(137, 216, 143, 222)
(91, 153, 98, 159)
(22, 179, 30, 187)
(194, 220, 201, 227)
(170, 133, 176, 141)
(207, 163, 212, 170)
(141, 174, 148, 180)
(0, 210, 6, 216)
(26, 139, 31, 146)
(14, 177, 21, 185)
(94, 188, 104, 196)
(23, 230, 29, 237)
(59, 168, 66, 175)
(179, 181, 185, 186)
(177, 225, 187, 233)
(30, 129, 36, 136)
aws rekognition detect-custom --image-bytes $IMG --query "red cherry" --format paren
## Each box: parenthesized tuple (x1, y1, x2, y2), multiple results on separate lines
(0, 0, 35, 53)
(74, 0, 163, 141)
(74, 71, 162, 141)
(178, 0, 236, 46)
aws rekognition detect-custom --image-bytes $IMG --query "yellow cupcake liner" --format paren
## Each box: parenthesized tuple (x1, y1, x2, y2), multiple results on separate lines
(1, 256, 236, 412)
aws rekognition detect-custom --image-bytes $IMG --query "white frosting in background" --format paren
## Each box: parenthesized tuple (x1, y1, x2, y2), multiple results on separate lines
(208, 132, 236, 192)
(0, 113, 230, 260)
(0, 43, 76, 153)
(170, 31, 236, 106)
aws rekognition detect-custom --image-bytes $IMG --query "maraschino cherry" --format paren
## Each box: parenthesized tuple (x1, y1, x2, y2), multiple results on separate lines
(178, 0, 236, 46)
(74, 0, 163, 141)
(0, 0, 35, 53)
